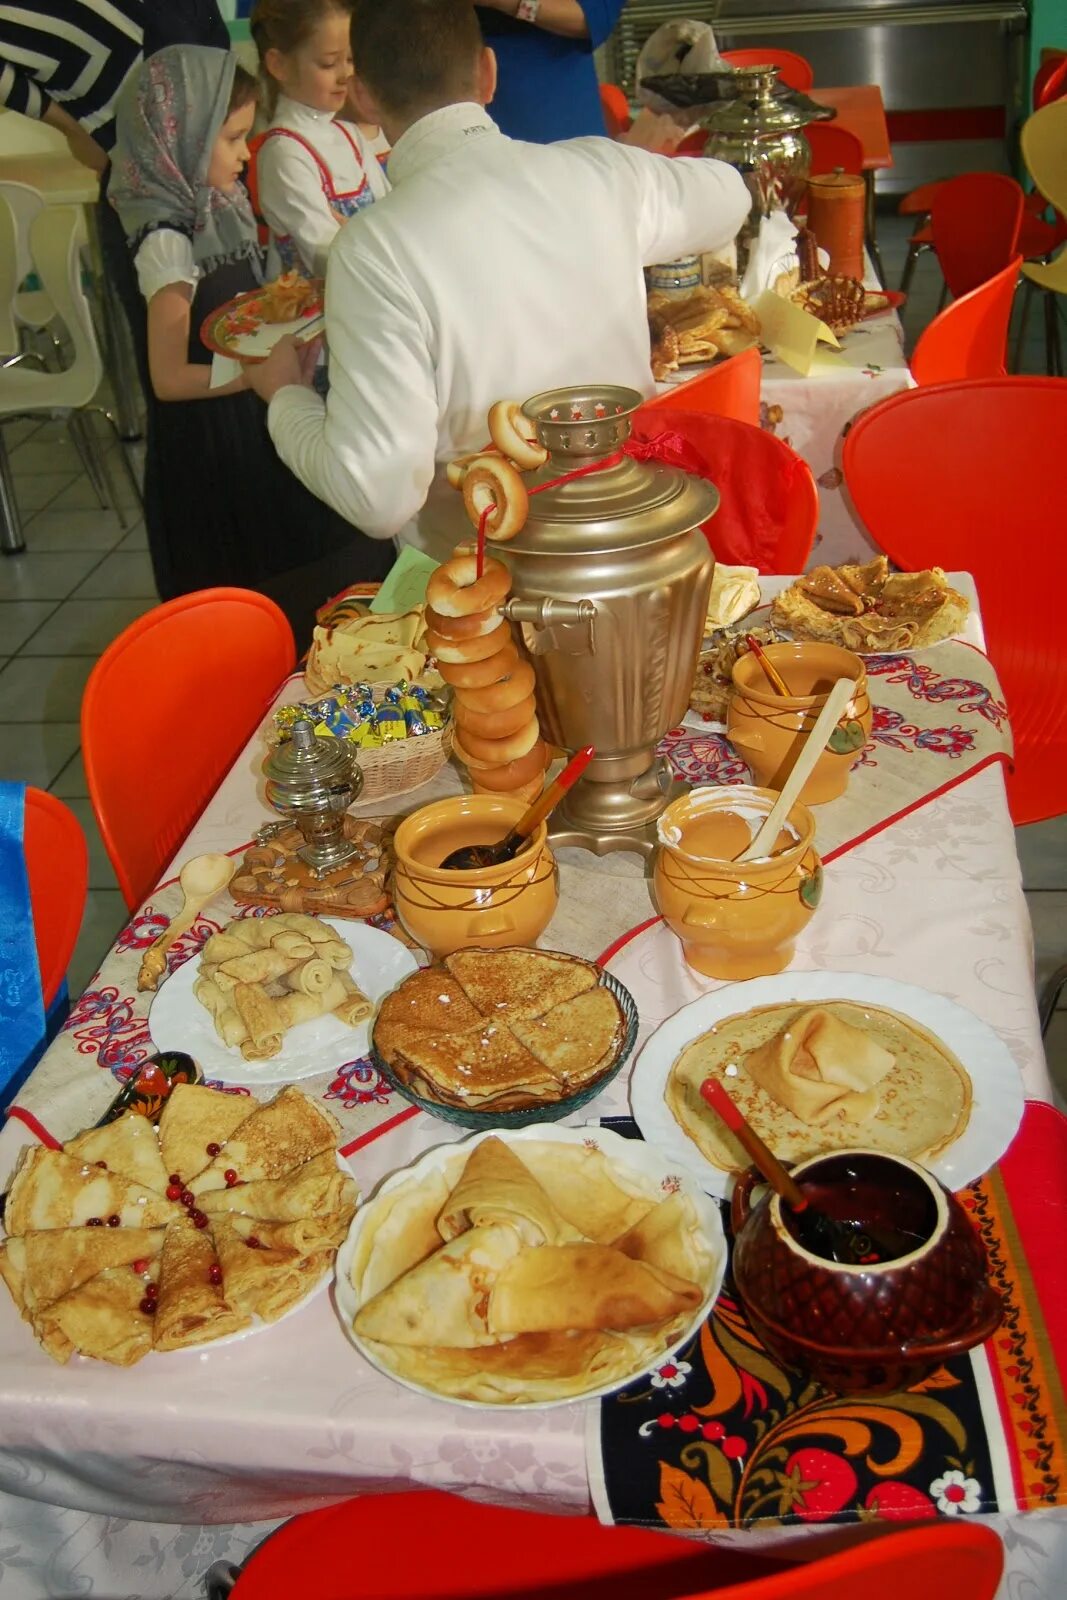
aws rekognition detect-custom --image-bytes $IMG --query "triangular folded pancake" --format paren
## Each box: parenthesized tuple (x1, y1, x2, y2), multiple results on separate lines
(0, 1227, 164, 1318)
(436, 1138, 584, 1247)
(210, 1215, 327, 1322)
(196, 1150, 354, 1222)
(5, 1148, 181, 1235)
(508, 987, 624, 1088)
(391, 1022, 557, 1107)
(489, 1243, 703, 1335)
(227, 1214, 351, 1255)
(743, 1006, 895, 1125)
(33, 1265, 155, 1366)
(349, 1170, 452, 1303)
(353, 1223, 524, 1348)
(152, 1221, 250, 1351)
(444, 949, 597, 1021)
(189, 1088, 341, 1195)
(612, 1194, 705, 1287)
(64, 1113, 170, 1194)
(158, 1084, 256, 1184)
(516, 1142, 652, 1243)
(374, 969, 483, 1047)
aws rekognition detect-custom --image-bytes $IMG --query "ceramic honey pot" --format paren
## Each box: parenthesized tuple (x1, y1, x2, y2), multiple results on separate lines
(391, 794, 558, 958)
(653, 785, 822, 980)
(731, 1149, 1003, 1396)
(727, 642, 872, 804)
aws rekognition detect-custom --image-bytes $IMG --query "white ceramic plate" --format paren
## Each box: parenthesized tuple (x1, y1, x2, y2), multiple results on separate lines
(149, 918, 418, 1086)
(630, 973, 1025, 1200)
(334, 1123, 727, 1409)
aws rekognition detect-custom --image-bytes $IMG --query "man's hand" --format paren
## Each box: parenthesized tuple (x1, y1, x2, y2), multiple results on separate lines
(245, 334, 322, 404)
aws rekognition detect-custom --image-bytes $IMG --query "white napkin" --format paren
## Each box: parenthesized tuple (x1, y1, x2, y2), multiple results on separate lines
(739, 211, 800, 301)
(210, 353, 243, 390)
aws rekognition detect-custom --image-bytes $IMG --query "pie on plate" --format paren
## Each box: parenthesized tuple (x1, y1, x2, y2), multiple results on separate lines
(0, 1087, 357, 1364)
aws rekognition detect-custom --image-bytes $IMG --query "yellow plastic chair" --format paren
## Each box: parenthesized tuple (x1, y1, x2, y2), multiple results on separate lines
(0, 199, 141, 545)
(1019, 99, 1067, 374)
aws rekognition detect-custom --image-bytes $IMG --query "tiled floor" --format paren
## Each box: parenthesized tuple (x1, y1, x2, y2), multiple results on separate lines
(1, 210, 1064, 1091)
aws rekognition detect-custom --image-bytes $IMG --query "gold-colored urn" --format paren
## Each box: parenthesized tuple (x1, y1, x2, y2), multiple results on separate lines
(497, 385, 718, 854)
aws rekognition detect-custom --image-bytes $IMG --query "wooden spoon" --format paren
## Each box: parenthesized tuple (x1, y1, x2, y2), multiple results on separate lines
(136, 853, 236, 991)
(736, 677, 855, 864)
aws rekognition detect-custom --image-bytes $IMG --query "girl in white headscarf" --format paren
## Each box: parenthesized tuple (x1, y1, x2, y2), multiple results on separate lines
(109, 45, 393, 643)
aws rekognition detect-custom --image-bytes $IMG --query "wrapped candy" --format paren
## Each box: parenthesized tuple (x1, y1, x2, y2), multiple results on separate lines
(273, 679, 448, 748)
(375, 702, 407, 742)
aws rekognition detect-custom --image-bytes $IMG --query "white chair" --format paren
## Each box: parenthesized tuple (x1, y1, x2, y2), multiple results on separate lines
(0, 180, 58, 338)
(0, 197, 142, 552)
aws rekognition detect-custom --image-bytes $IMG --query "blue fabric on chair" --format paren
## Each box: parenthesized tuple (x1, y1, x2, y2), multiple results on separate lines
(0, 781, 47, 1100)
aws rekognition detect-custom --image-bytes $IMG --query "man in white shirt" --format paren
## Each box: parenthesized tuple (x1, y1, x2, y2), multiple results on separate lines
(249, 0, 749, 558)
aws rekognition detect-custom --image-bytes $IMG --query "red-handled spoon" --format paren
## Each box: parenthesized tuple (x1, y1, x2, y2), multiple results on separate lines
(440, 746, 595, 870)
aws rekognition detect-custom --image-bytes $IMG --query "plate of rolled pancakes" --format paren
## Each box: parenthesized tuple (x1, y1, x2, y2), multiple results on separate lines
(149, 912, 418, 1085)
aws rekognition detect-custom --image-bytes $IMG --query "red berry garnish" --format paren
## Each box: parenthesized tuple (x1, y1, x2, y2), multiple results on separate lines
(208, 1264, 223, 1286)
(191, 1210, 208, 1229)
(131, 1258, 150, 1275)
(206, 1142, 221, 1157)
(139, 1296, 157, 1316)
(224, 1169, 238, 1187)
(95, 1160, 108, 1169)
(180, 1189, 195, 1208)
(144, 1281, 158, 1300)
(168, 1174, 181, 1187)
(85, 1217, 103, 1227)
(107, 1214, 121, 1227)
(166, 1184, 182, 1201)
(246, 1235, 261, 1249)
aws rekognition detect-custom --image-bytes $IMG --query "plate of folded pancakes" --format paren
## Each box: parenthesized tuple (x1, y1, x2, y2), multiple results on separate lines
(200, 272, 324, 363)
(0, 1086, 358, 1366)
(371, 948, 639, 1128)
(150, 913, 418, 1085)
(631, 974, 1024, 1199)
(336, 1125, 725, 1406)
(769, 557, 971, 652)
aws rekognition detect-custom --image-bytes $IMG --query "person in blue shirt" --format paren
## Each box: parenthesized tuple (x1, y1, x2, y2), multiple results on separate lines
(475, 0, 626, 143)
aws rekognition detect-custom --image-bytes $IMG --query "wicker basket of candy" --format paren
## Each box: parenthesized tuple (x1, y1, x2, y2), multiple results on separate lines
(272, 681, 452, 805)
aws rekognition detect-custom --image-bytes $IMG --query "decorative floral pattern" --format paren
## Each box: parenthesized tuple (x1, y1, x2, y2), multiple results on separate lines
(651, 1360, 692, 1390)
(865, 655, 1008, 731)
(657, 729, 750, 786)
(930, 1469, 982, 1514)
(323, 1057, 393, 1110)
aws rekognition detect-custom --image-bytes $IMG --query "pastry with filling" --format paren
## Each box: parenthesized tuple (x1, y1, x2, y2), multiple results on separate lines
(771, 556, 969, 650)
(436, 1137, 584, 1246)
(353, 1222, 525, 1347)
(666, 999, 972, 1173)
(489, 1243, 703, 1335)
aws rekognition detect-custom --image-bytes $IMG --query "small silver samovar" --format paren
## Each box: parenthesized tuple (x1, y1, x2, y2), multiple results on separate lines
(262, 720, 364, 874)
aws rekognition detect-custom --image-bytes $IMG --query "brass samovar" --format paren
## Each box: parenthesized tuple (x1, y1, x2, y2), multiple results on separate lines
(493, 385, 718, 855)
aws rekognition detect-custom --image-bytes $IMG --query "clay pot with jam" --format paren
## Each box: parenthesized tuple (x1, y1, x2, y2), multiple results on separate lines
(730, 1149, 1003, 1395)
(727, 642, 872, 804)
(653, 785, 822, 980)
(391, 794, 558, 958)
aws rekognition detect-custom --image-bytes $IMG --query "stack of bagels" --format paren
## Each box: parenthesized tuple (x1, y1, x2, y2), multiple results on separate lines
(431, 400, 553, 803)
(426, 550, 547, 803)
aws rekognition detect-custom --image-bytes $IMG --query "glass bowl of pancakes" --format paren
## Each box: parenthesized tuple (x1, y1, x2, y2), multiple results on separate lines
(370, 948, 639, 1129)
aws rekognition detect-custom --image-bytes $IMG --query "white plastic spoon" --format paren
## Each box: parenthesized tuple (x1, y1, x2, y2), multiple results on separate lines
(736, 677, 856, 864)
(136, 853, 236, 991)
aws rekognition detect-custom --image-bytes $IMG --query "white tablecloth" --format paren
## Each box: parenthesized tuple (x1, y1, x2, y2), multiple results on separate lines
(0, 577, 1059, 1600)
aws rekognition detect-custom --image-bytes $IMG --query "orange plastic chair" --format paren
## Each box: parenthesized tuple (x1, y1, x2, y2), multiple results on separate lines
(842, 377, 1066, 823)
(24, 788, 88, 1010)
(223, 1489, 1003, 1599)
(803, 122, 865, 178)
(600, 82, 632, 138)
(910, 253, 1021, 384)
(641, 347, 762, 425)
(719, 48, 814, 92)
(632, 408, 818, 573)
(82, 589, 296, 909)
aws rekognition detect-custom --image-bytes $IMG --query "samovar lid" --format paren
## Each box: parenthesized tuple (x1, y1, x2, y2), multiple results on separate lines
(504, 384, 719, 556)
(701, 65, 811, 134)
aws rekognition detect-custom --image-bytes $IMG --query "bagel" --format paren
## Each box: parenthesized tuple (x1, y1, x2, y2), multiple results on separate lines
(454, 693, 537, 741)
(454, 716, 541, 767)
(426, 551, 510, 618)
(488, 400, 548, 472)
(453, 658, 536, 714)
(472, 774, 544, 806)
(457, 738, 549, 791)
(437, 641, 520, 690)
(462, 455, 528, 542)
(425, 620, 513, 664)
(424, 603, 501, 640)
(445, 446, 500, 488)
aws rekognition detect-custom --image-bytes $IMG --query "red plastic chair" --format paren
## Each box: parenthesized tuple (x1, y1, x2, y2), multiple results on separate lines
(842, 377, 1067, 823)
(929, 172, 1024, 298)
(82, 589, 295, 909)
(910, 254, 1021, 384)
(641, 347, 762, 425)
(24, 788, 88, 1010)
(1034, 53, 1067, 109)
(803, 122, 865, 178)
(226, 1489, 1003, 1599)
(719, 48, 814, 92)
(900, 172, 1059, 302)
(600, 82, 632, 138)
(632, 408, 818, 573)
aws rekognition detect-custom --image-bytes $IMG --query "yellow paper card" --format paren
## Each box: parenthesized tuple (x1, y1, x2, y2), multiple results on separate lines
(369, 546, 439, 614)
(752, 290, 841, 376)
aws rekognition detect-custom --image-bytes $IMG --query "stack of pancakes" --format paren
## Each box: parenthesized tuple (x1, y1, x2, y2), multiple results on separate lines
(374, 949, 625, 1114)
